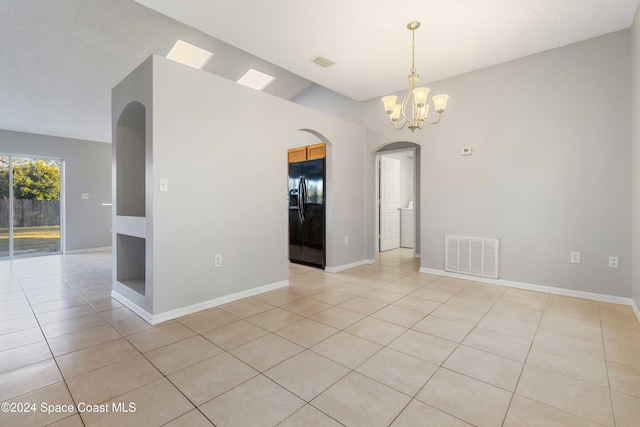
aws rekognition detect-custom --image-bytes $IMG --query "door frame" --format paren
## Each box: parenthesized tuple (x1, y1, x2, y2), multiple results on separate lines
(374, 147, 417, 256)
(0, 152, 65, 259)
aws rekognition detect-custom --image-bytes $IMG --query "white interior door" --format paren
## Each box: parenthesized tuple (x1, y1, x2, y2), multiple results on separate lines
(379, 155, 400, 251)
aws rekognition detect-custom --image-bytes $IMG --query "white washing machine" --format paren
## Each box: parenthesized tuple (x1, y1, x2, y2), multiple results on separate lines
(400, 201, 414, 248)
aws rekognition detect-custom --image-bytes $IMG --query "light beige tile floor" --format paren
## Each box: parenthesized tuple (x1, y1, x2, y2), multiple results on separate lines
(1, 248, 640, 426)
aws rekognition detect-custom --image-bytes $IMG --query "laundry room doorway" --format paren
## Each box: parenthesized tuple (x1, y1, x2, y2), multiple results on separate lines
(374, 143, 420, 258)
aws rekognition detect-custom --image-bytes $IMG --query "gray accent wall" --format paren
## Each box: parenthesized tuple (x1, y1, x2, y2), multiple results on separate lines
(363, 30, 633, 297)
(632, 9, 640, 308)
(0, 129, 111, 251)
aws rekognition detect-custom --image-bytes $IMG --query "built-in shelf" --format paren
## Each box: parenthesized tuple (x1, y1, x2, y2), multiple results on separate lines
(117, 278, 145, 296)
(116, 234, 146, 296)
(113, 98, 150, 315)
(116, 102, 146, 217)
(115, 215, 146, 238)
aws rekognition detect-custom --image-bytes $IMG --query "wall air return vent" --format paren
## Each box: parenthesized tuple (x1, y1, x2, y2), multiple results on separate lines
(445, 235, 499, 279)
(312, 56, 335, 68)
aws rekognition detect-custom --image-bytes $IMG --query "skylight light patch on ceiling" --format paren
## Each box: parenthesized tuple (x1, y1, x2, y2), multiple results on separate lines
(236, 69, 275, 91)
(166, 40, 213, 70)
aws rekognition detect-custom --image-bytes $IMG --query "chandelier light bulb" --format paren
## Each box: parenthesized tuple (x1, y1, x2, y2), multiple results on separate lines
(412, 87, 429, 108)
(382, 96, 398, 114)
(433, 94, 449, 113)
(390, 105, 402, 122)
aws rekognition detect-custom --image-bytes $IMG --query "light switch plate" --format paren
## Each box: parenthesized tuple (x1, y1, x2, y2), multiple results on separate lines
(159, 178, 169, 192)
(81, 193, 89, 199)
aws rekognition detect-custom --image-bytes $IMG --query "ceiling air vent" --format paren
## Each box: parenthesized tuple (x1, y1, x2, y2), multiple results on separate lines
(312, 56, 335, 68)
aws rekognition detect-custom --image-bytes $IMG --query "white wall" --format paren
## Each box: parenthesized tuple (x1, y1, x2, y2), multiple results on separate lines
(293, 84, 365, 125)
(0, 130, 111, 252)
(364, 30, 632, 297)
(116, 55, 368, 315)
(632, 8, 640, 309)
(287, 131, 323, 149)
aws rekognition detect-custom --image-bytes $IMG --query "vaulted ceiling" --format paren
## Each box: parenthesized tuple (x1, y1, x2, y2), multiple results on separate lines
(0, 0, 638, 143)
(136, 0, 640, 101)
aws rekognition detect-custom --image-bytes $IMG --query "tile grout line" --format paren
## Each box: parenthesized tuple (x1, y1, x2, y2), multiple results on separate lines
(509, 297, 617, 427)
(1, 256, 145, 425)
(9, 257, 89, 425)
(600, 302, 618, 427)
(42, 258, 123, 427)
(408, 280, 514, 426)
(160, 259, 422, 425)
(497, 294, 547, 427)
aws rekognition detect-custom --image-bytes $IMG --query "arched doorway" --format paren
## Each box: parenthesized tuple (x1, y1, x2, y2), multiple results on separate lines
(374, 142, 421, 258)
(286, 129, 332, 269)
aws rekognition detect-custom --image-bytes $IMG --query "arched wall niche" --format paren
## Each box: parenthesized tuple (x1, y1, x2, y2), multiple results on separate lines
(115, 101, 146, 217)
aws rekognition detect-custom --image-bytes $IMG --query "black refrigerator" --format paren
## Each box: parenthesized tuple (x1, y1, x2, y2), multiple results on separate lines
(288, 158, 325, 268)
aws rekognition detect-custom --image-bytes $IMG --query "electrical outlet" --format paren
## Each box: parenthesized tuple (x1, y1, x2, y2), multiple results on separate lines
(609, 256, 619, 269)
(214, 254, 222, 268)
(344, 236, 349, 245)
(81, 193, 89, 199)
(460, 147, 473, 156)
(570, 251, 581, 264)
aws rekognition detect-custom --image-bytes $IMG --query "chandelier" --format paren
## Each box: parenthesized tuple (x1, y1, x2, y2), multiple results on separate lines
(381, 21, 449, 132)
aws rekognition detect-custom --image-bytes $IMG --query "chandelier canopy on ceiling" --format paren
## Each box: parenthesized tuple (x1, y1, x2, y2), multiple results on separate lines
(381, 21, 449, 132)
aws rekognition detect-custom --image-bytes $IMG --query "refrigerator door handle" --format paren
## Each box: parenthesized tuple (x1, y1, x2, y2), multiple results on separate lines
(298, 177, 305, 222)
(302, 177, 307, 221)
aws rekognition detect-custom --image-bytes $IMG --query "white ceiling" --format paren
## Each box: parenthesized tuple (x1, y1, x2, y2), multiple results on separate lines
(136, 0, 640, 101)
(0, 0, 638, 143)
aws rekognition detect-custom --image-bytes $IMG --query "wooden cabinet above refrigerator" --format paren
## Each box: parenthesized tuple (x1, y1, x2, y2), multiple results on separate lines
(288, 143, 325, 163)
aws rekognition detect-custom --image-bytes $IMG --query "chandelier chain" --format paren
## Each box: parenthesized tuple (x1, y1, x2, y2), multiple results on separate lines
(411, 28, 416, 74)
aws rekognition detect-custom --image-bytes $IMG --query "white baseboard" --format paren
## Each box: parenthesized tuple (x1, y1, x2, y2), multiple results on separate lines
(325, 259, 375, 273)
(631, 299, 640, 324)
(65, 246, 112, 254)
(111, 290, 153, 323)
(420, 267, 637, 310)
(113, 280, 289, 325)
